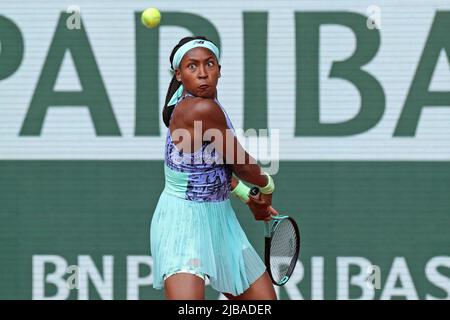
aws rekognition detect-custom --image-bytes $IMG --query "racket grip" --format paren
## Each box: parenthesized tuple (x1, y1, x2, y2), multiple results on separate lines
(250, 186, 273, 228)
(264, 221, 271, 237)
(254, 188, 272, 235)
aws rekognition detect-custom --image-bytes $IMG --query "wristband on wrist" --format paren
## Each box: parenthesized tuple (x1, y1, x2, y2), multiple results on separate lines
(259, 172, 275, 194)
(231, 179, 250, 203)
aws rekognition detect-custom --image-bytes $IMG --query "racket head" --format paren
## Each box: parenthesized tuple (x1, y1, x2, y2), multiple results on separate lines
(265, 216, 300, 286)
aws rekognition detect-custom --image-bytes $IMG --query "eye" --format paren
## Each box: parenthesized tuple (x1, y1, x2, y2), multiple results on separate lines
(207, 61, 215, 67)
(188, 63, 196, 70)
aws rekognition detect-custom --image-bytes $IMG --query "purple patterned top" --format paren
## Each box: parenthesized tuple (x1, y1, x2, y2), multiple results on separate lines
(164, 94, 234, 202)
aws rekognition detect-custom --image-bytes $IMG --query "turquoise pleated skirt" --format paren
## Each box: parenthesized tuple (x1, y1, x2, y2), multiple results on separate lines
(150, 190, 266, 296)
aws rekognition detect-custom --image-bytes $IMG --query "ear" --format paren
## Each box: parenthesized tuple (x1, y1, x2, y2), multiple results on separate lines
(175, 69, 182, 82)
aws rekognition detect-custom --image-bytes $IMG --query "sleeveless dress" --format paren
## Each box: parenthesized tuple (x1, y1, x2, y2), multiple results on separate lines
(150, 94, 266, 296)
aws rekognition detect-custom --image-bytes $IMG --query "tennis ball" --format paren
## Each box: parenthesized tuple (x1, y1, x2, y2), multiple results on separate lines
(141, 8, 161, 28)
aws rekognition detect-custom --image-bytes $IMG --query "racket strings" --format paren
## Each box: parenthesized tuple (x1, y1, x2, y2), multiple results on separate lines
(269, 219, 299, 282)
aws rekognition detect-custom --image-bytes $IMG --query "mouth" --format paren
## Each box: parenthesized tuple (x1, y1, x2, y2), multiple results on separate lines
(198, 84, 210, 90)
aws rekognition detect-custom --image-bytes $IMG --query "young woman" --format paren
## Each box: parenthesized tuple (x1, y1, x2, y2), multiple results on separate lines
(150, 36, 278, 300)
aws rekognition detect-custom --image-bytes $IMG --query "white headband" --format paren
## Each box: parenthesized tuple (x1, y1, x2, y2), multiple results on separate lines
(171, 39, 220, 70)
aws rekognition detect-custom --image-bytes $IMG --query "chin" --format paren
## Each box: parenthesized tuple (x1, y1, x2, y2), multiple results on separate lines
(196, 91, 214, 99)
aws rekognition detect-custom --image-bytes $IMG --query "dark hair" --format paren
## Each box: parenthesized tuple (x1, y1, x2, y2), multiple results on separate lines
(162, 35, 210, 127)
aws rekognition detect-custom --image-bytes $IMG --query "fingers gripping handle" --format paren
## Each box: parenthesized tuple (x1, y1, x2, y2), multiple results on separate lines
(250, 187, 271, 237)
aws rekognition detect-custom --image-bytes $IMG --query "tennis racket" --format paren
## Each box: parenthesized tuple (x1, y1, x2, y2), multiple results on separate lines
(249, 186, 301, 286)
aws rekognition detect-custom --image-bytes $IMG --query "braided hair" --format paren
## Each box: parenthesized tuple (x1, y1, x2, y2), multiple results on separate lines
(162, 35, 210, 127)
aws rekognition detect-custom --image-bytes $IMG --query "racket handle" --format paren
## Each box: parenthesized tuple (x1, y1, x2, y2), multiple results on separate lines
(251, 187, 273, 233)
(264, 220, 271, 237)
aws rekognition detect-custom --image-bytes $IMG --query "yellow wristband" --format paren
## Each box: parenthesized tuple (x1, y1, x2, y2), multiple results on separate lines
(231, 180, 250, 203)
(260, 172, 275, 194)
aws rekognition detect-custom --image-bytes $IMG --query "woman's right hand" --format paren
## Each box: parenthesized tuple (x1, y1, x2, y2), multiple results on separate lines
(260, 193, 273, 207)
(247, 193, 278, 221)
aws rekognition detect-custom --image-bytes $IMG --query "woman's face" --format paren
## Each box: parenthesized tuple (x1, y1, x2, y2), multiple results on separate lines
(175, 47, 221, 99)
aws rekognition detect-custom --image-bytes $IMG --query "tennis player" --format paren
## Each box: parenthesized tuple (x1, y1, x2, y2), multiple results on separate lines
(150, 36, 277, 300)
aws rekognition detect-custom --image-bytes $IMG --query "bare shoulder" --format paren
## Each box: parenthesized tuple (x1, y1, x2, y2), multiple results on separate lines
(177, 97, 225, 126)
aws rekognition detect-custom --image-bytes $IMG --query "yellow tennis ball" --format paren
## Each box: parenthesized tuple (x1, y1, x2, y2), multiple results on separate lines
(141, 8, 161, 28)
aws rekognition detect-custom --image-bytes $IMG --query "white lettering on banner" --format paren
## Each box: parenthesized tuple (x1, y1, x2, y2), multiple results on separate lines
(31, 255, 450, 300)
(32, 255, 69, 300)
(126, 256, 153, 300)
(77, 255, 114, 300)
(311, 256, 324, 300)
(380, 257, 419, 300)
(337, 257, 376, 300)
(425, 256, 450, 300)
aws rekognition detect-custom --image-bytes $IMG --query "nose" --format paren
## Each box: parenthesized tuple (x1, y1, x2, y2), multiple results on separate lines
(198, 65, 208, 78)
